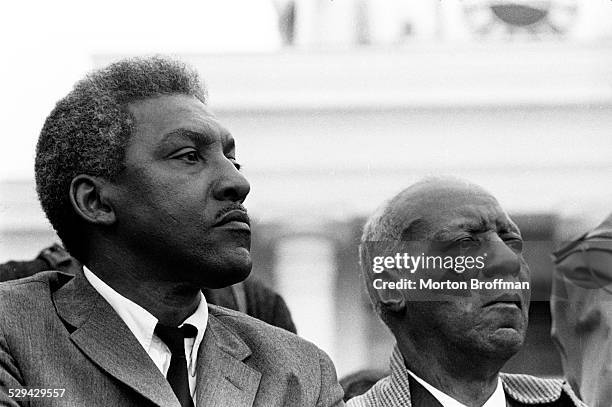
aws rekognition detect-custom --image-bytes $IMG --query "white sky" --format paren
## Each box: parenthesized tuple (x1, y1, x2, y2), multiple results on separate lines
(1, 0, 611, 181)
(0, 0, 281, 181)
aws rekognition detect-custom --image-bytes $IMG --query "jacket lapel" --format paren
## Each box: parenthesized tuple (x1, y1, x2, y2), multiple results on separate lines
(195, 312, 261, 407)
(53, 270, 180, 407)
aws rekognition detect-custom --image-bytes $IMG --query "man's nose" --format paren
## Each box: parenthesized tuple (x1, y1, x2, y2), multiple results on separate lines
(482, 237, 521, 278)
(212, 160, 251, 203)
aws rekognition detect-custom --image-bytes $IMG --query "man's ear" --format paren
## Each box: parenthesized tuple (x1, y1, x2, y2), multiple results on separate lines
(372, 268, 407, 313)
(69, 175, 117, 226)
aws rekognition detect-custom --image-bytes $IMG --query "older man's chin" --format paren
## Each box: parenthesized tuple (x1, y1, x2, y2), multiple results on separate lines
(484, 327, 526, 359)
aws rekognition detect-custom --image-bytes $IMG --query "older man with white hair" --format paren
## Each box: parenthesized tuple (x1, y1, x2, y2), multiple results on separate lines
(348, 177, 584, 407)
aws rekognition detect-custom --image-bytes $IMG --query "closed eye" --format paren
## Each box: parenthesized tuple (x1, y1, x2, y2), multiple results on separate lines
(503, 236, 523, 253)
(455, 236, 481, 252)
(437, 236, 477, 253)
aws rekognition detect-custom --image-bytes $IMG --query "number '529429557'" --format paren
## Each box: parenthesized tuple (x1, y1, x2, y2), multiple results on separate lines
(8, 388, 65, 398)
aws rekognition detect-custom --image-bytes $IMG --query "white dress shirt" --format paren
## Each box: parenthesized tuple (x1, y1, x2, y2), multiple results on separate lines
(83, 266, 208, 404)
(406, 368, 506, 407)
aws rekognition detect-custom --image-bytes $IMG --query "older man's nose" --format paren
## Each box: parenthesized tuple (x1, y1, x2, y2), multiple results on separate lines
(482, 240, 521, 278)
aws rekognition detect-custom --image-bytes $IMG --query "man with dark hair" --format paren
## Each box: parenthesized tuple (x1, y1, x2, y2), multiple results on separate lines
(0, 57, 343, 406)
(348, 177, 584, 407)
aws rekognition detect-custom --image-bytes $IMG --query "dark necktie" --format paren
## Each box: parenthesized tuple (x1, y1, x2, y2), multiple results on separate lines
(154, 323, 198, 407)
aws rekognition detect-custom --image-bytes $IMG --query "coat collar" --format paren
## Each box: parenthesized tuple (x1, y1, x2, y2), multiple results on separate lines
(500, 373, 586, 406)
(53, 270, 261, 407)
(350, 345, 581, 407)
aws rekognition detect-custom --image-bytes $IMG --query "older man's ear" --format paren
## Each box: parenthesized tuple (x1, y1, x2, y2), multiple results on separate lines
(372, 268, 408, 314)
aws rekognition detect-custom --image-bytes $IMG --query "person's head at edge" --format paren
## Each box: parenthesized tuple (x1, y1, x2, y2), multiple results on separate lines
(358, 177, 530, 405)
(35, 56, 251, 325)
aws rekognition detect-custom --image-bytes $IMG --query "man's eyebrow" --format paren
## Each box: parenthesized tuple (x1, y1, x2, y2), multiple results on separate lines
(469, 218, 494, 233)
(430, 218, 489, 240)
(497, 219, 520, 234)
(431, 228, 454, 241)
(159, 128, 219, 147)
(430, 222, 472, 240)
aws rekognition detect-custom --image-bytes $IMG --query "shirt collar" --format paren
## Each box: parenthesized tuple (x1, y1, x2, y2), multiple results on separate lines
(407, 369, 505, 407)
(483, 378, 505, 407)
(83, 265, 209, 373)
(181, 291, 208, 377)
(391, 345, 506, 407)
(407, 368, 468, 407)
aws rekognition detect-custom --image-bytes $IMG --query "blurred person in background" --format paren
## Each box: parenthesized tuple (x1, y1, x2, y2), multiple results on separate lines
(348, 177, 584, 407)
(0, 56, 343, 407)
(552, 212, 612, 407)
(0, 243, 297, 334)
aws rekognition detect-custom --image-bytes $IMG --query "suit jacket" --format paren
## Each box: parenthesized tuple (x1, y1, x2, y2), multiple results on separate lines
(346, 346, 585, 407)
(0, 270, 344, 406)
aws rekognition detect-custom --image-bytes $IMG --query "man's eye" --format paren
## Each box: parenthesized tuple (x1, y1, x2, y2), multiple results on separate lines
(454, 236, 478, 246)
(456, 237, 481, 252)
(439, 237, 476, 253)
(504, 237, 523, 252)
(176, 151, 199, 162)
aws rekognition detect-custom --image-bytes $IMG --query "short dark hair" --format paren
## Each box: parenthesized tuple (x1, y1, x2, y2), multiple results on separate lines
(35, 56, 207, 261)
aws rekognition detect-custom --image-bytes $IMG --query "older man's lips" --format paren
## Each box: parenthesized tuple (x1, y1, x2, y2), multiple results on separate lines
(483, 293, 523, 310)
(213, 210, 251, 231)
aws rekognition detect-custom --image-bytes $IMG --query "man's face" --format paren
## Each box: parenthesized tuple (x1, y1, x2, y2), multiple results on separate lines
(401, 187, 530, 360)
(109, 94, 251, 288)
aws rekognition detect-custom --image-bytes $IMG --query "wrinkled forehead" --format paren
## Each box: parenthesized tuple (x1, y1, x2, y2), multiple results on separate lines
(390, 183, 513, 239)
(128, 94, 224, 133)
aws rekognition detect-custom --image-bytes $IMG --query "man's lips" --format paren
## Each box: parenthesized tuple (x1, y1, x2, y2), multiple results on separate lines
(483, 293, 523, 310)
(213, 209, 251, 229)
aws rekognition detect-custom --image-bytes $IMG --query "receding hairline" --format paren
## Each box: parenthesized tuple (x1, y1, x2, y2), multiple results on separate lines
(390, 177, 496, 209)
(392, 179, 502, 237)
